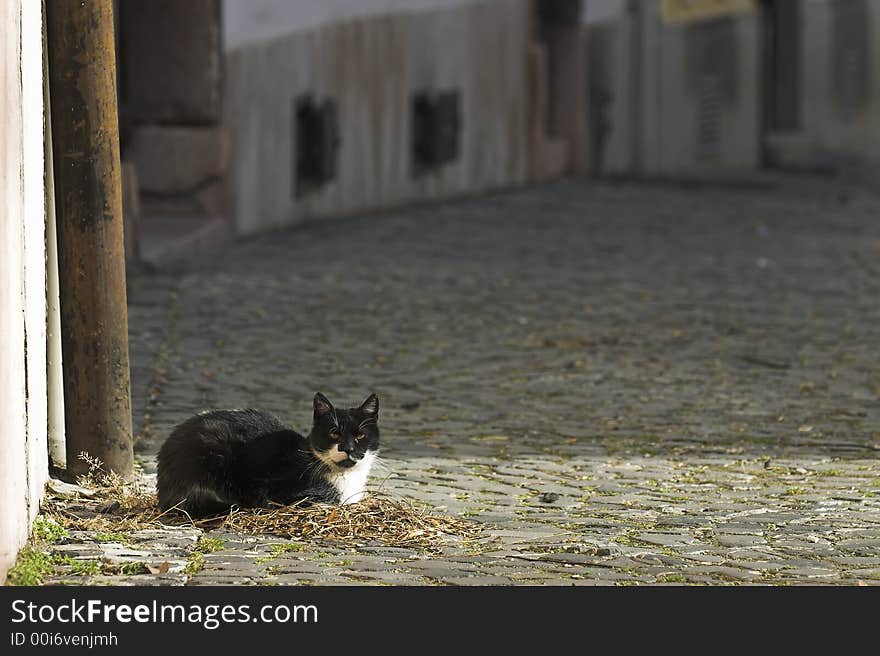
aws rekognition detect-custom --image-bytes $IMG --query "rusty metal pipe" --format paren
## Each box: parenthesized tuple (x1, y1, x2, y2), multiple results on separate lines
(46, 0, 133, 479)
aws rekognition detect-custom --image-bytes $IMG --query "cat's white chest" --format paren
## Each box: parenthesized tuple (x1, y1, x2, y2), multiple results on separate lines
(326, 452, 376, 504)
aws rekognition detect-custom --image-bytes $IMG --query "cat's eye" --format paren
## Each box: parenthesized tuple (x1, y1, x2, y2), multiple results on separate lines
(355, 433, 365, 441)
(329, 432, 340, 440)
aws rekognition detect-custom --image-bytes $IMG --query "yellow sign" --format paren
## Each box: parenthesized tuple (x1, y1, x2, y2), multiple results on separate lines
(661, 0, 757, 24)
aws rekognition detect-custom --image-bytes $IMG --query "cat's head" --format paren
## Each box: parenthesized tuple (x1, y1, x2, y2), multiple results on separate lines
(310, 392, 380, 470)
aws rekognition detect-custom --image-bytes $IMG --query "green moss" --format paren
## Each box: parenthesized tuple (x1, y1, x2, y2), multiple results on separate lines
(32, 517, 67, 544)
(6, 548, 56, 586)
(658, 573, 688, 584)
(195, 536, 225, 553)
(271, 542, 307, 555)
(93, 532, 130, 543)
(256, 542, 307, 564)
(119, 562, 148, 575)
(6, 549, 103, 585)
(184, 552, 205, 576)
(67, 559, 101, 576)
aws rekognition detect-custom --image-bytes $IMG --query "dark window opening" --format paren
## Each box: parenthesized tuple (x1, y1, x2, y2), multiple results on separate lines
(411, 90, 461, 177)
(294, 96, 340, 197)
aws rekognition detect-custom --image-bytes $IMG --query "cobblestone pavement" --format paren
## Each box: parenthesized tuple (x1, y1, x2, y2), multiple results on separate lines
(41, 176, 880, 585)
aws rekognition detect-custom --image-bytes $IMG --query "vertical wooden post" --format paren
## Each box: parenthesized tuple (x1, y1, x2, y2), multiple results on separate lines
(46, 0, 133, 479)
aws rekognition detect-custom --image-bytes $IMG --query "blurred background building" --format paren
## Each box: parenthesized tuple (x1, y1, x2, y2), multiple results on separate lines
(115, 0, 880, 260)
(119, 0, 586, 247)
(588, 0, 880, 178)
(3, 0, 880, 580)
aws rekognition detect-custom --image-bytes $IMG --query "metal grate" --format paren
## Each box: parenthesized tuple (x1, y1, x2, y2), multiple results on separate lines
(686, 18, 737, 161)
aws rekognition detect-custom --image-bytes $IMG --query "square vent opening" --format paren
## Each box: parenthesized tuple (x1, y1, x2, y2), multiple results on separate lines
(411, 90, 460, 177)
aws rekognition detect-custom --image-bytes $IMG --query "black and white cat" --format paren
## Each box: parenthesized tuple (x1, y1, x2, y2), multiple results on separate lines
(156, 393, 380, 517)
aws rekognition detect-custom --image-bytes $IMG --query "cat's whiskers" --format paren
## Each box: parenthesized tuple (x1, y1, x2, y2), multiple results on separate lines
(301, 451, 330, 478)
(370, 455, 392, 473)
(371, 464, 398, 498)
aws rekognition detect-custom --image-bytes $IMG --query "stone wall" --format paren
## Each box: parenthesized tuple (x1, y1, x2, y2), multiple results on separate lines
(224, 0, 543, 235)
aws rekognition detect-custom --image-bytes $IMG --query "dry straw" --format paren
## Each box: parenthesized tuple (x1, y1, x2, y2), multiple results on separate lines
(42, 454, 482, 552)
(213, 496, 482, 550)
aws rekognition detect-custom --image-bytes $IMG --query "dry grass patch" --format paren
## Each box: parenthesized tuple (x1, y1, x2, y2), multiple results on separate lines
(211, 497, 483, 552)
(41, 454, 482, 553)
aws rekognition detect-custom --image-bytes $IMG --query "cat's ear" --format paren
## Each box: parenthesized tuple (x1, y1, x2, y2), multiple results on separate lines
(314, 392, 334, 420)
(359, 393, 379, 416)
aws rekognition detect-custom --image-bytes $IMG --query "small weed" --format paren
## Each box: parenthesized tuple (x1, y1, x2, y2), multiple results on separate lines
(184, 552, 205, 576)
(93, 532, 130, 543)
(66, 559, 101, 576)
(119, 562, 148, 575)
(256, 542, 307, 564)
(196, 536, 225, 553)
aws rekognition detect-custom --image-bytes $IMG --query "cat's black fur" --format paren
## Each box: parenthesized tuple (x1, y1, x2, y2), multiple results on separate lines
(156, 393, 379, 517)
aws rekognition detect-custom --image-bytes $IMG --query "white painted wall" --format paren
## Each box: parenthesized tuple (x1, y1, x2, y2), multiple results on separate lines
(798, 0, 880, 168)
(225, 0, 628, 46)
(0, 0, 51, 583)
(0, 0, 30, 585)
(586, 9, 639, 175)
(224, 0, 483, 50)
(583, 0, 626, 23)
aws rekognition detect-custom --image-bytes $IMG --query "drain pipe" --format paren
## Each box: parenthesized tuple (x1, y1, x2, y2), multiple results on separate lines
(46, 0, 133, 479)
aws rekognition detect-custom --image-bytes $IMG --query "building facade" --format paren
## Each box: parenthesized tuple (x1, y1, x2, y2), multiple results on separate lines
(223, 0, 587, 234)
(588, 0, 762, 177)
(588, 0, 880, 178)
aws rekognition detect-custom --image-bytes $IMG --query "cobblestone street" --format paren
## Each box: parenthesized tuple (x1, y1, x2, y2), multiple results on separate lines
(48, 176, 880, 585)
